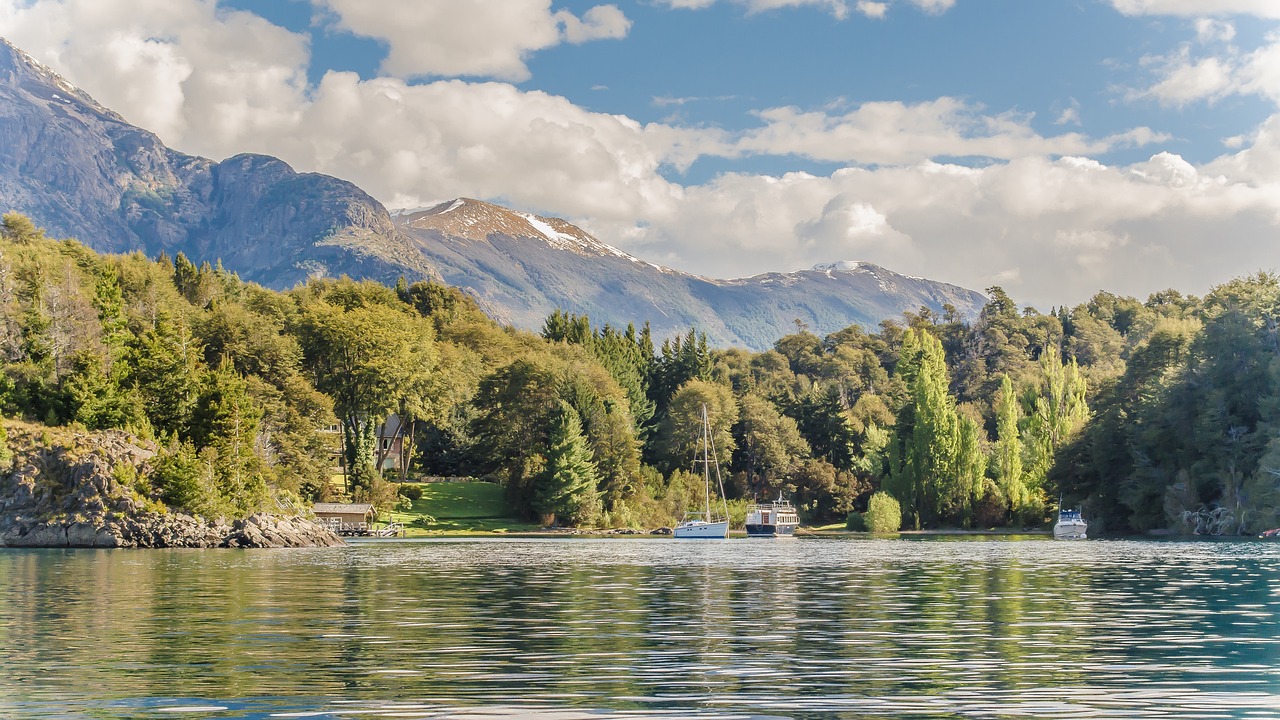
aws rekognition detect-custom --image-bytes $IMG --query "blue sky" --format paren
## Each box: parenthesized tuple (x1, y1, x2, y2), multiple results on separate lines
(2, 0, 1280, 307)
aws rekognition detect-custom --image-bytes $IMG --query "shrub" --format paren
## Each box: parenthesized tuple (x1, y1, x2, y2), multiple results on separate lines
(845, 510, 865, 531)
(864, 492, 902, 534)
(398, 484, 423, 501)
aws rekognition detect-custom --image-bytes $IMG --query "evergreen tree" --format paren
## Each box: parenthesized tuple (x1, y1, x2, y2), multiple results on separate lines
(534, 400, 601, 526)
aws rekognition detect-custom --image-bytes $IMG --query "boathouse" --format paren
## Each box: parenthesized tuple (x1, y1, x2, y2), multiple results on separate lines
(313, 503, 376, 534)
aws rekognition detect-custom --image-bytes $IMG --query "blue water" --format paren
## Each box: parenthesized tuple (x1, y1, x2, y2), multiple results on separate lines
(1, 536, 1278, 719)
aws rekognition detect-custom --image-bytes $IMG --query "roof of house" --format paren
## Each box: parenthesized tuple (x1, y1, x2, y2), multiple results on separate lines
(313, 503, 375, 515)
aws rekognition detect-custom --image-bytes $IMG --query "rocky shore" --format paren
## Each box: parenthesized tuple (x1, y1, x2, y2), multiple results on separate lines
(0, 423, 343, 549)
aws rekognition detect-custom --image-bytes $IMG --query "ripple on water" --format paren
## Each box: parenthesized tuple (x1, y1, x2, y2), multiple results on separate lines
(1, 538, 1279, 719)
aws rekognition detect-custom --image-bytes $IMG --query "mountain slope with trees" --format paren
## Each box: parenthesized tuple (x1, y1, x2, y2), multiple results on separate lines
(2, 208, 1277, 537)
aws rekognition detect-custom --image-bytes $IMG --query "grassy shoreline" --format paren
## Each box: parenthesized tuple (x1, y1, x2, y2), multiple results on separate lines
(366, 481, 1055, 539)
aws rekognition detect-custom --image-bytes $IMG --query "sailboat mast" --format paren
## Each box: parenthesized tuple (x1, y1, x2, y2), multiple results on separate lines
(702, 404, 711, 519)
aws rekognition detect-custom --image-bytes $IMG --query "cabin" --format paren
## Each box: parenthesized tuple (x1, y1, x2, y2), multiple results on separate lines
(313, 503, 376, 535)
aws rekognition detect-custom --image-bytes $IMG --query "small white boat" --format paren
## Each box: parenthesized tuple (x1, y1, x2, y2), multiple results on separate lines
(673, 404, 729, 540)
(745, 495, 799, 537)
(1054, 509, 1088, 540)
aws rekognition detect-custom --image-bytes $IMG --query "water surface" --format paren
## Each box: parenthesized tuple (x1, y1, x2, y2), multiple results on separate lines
(1, 536, 1278, 719)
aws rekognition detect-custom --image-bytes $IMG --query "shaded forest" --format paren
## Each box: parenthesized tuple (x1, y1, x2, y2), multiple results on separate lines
(2, 211, 1278, 535)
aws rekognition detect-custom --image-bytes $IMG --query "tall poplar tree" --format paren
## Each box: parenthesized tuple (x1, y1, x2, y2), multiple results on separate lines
(992, 374, 1027, 523)
(1024, 345, 1089, 514)
(887, 329, 965, 528)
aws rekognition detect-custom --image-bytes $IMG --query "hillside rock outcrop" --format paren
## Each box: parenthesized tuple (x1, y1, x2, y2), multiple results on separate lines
(0, 423, 342, 548)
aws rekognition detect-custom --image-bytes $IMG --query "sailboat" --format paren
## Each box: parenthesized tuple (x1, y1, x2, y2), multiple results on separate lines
(673, 404, 730, 539)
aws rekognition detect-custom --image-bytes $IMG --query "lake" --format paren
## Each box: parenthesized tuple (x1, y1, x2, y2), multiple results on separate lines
(1, 536, 1278, 719)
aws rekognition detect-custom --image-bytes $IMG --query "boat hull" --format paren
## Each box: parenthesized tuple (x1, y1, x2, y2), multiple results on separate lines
(673, 520, 728, 539)
(745, 523, 797, 537)
(1053, 520, 1088, 540)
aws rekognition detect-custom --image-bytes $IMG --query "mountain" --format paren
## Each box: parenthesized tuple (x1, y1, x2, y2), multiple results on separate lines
(0, 37, 984, 350)
(0, 38, 437, 288)
(397, 199, 986, 349)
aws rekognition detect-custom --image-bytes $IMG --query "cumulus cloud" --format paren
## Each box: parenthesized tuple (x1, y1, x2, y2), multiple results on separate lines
(3, 0, 1280, 311)
(0, 0, 309, 155)
(856, 2, 888, 19)
(1134, 33, 1280, 107)
(557, 5, 631, 44)
(586, 149, 1280, 309)
(313, 0, 630, 81)
(1110, 0, 1280, 19)
(1194, 19, 1236, 44)
(732, 99, 1166, 164)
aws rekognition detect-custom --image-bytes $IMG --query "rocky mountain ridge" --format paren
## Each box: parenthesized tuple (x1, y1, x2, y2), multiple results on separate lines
(397, 198, 986, 349)
(0, 37, 437, 289)
(0, 36, 986, 350)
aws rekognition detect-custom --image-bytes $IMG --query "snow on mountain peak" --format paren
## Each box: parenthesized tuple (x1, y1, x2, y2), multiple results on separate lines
(394, 198, 663, 269)
(813, 260, 871, 275)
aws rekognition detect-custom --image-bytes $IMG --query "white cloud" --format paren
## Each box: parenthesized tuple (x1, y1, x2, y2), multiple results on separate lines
(588, 148, 1280, 309)
(908, 0, 955, 14)
(1110, 0, 1280, 19)
(1055, 99, 1082, 126)
(732, 99, 1165, 164)
(1134, 33, 1280, 107)
(1194, 19, 1235, 44)
(680, 0, 849, 17)
(856, 2, 887, 19)
(0, 0, 310, 156)
(655, 0, 956, 18)
(2, 0, 1280, 312)
(557, 5, 631, 44)
(312, 0, 630, 81)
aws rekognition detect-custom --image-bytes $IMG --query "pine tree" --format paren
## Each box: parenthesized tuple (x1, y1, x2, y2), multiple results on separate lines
(534, 401, 601, 526)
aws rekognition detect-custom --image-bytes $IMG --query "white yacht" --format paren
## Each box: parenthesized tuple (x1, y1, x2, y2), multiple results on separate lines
(745, 495, 799, 537)
(1053, 509, 1088, 540)
(673, 404, 729, 539)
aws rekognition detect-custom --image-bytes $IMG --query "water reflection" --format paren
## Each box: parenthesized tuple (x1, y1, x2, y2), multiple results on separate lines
(0, 538, 1278, 719)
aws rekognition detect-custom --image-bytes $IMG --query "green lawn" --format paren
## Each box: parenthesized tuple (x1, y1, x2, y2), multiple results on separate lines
(383, 481, 543, 536)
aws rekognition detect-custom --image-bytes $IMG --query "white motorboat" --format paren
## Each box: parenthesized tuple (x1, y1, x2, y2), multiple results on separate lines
(745, 495, 799, 537)
(673, 404, 729, 539)
(1053, 509, 1088, 540)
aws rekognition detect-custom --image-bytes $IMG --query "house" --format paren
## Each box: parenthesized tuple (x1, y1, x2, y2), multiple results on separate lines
(313, 503, 376, 534)
(375, 414, 406, 473)
(316, 414, 410, 477)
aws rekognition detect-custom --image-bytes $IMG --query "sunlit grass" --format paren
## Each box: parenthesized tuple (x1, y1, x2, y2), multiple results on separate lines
(383, 481, 544, 536)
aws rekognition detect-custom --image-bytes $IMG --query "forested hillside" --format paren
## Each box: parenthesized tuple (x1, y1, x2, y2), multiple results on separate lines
(3, 211, 1278, 534)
